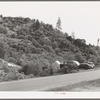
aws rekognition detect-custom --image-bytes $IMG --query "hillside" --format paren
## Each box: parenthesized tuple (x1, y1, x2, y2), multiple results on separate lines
(0, 15, 100, 81)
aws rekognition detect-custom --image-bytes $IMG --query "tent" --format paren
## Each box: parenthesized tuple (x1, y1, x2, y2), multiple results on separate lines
(51, 61, 61, 74)
(72, 60, 80, 66)
(8, 62, 22, 70)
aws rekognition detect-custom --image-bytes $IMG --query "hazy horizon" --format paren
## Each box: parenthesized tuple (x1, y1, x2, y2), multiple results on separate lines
(0, 1, 100, 45)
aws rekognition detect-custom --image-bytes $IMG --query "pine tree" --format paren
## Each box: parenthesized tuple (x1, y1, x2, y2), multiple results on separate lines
(56, 17, 62, 30)
(97, 39, 100, 47)
(71, 32, 75, 39)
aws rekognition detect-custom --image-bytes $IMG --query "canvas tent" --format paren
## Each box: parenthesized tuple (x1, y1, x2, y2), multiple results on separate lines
(72, 60, 80, 66)
(51, 61, 61, 74)
(8, 62, 22, 70)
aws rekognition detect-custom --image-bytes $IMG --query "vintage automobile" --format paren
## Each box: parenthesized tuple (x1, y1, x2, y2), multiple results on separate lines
(79, 62, 95, 69)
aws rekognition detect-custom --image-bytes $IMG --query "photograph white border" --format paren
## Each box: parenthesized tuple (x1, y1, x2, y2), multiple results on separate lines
(0, 1, 100, 99)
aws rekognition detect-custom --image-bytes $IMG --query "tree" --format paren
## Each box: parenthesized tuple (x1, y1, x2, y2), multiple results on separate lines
(51, 41, 58, 49)
(0, 16, 3, 24)
(56, 17, 62, 30)
(75, 53, 86, 63)
(32, 19, 40, 31)
(97, 39, 100, 47)
(0, 41, 5, 59)
(35, 20, 40, 29)
(64, 32, 69, 38)
(71, 32, 75, 39)
(0, 25, 7, 34)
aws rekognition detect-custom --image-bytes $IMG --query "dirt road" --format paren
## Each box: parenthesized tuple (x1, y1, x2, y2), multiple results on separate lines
(0, 69, 100, 91)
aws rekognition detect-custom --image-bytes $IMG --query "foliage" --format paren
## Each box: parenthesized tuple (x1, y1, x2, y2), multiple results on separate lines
(0, 25, 7, 34)
(1, 71, 25, 81)
(0, 15, 99, 81)
(0, 66, 35, 82)
(60, 62, 79, 74)
(20, 58, 51, 76)
(0, 41, 5, 59)
(75, 53, 86, 63)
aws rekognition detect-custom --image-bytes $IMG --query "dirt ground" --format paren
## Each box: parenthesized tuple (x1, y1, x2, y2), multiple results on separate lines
(48, 79, 100, 92)
(70, 86, 100, 92)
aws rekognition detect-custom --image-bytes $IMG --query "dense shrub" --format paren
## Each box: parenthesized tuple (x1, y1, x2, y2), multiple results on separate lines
(2, 71, 24, 81)
(0, 41, 5, 59)
(0, 60, 10, 72)
(0, 25, 7, 34)
(0, 69, 26, 82)
(0, 15, 100, 81)
(7, 29, 17, 38)
(63, 52, 75, 61)
(75, 53, 86, 63)
(96, 57, 100, 65)
(20, 58, 51, 76)
(43, 45, 54, 52)
(2, 61, 9, 72)
(88, 55, 97, 65)
(0, 70, 6, 82)
(25, 74, 34, 79)
(60, 62, 79, 74)
(20, 60, 41, 76)
(40, 69, 51, 76)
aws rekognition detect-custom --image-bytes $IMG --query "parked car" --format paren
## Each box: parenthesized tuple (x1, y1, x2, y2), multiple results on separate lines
(79, 62, 95, 69)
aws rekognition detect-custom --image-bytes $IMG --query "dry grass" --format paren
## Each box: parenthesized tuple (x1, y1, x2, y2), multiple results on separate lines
(47, 79, 100, 91)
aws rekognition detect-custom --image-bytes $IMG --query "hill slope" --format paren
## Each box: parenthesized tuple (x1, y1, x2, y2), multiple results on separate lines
(0, 15, 100, 78)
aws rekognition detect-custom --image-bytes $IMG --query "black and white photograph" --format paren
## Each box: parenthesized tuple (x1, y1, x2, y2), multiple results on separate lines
(0, 1, 100, 97)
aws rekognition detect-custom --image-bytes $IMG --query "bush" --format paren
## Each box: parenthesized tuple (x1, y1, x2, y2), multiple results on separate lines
(25, 74, 34, 79)
(0, 70, 26, 82)
(63, 52, 75, 61)
(40, 69, 51, 76)
(20, 60, 42, 76)
(0, 67, 35, 82)
(7, 29, 17, 38)
(75, 53, 86, 63)
(0, 41, 5, 59)
(0, 60, 10, 72)
(60, 62, 79, 74)
(0, 70, 6, 82)
(96, 57, 100, 65)
(43, 45, 54, 52)
(2, 61, 9, 73)
(0, 25, 7, 34)
(20, 59, 51, 76)
(88, 55, 97, 65)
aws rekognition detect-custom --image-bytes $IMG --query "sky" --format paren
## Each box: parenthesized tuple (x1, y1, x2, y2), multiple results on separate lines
(0, 1, 100, 45)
